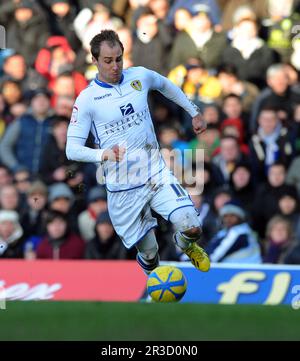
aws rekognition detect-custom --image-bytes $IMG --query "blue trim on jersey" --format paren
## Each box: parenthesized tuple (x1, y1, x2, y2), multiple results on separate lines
(94, 73, 124, 88)
(67, 135, 87, 140)
(167, 204, 195, 222)
(106, 183, 146, 193)
(128, 225, 158, 249)
(92, 121, 101, 147)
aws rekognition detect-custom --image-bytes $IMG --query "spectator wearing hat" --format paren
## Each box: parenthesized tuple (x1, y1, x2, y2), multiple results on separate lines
(0, 210, 25, 258)
(169, 7, 227, 70)
(206, 200, 262, 263)
(195, 186, 233, 244)
(37, 210, 85, 259)
(48, 182, 79, 232)
(0, 88, 54, 175)
(0, 0, 50, 67)
(85, 211, 126, 259)
(78, 186, 108, 242)
(168, 0, 221, 28)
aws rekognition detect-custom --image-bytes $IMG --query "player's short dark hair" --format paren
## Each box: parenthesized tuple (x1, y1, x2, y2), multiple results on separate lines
(90, 30, 124, 59)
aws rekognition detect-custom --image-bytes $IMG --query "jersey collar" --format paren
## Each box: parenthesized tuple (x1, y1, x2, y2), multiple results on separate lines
(94, 73, 124, 88)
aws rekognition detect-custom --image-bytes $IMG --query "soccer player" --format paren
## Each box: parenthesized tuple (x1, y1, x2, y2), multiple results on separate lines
(66, 30, 210, 274)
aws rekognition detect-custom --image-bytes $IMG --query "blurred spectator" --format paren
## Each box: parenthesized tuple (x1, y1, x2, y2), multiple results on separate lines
(39, 116, 80, 185)
(252, 162, 298, 237)
(197, 185, 232, 242)
(13, 165, 32, 209)
(229, 162, 254, 216)
(85, 211, 125, 259)
(0, 210, 25, 259)
(250, 64, 300, 132)
(54, 95, 74, 118)
(277, 190, 300, 241)
(189, 123, 220, 161)
(37, 210, 84, 259)
(264, 215, 294, 263)
(35, 37, 88, 106)
(170, 8, 226, 70)
(217, 64, 259, 113)
(168, 0, 221, 27)
(132, 8, 172, 74)
(168, 58, 222, 105)
(264, 0, 297, 62)
(1, 80, 23, 108)
(47, 0, 82, 52)
(117, 26, 134, 69)
(222, 15, 277, 88)
(1, 52, 47, 94)
(0, 165, 12, 187)
(0, 0, 50, 66)
(212, 135, 248, 184)
(249, 106, 294, 182)
(0, 88, 53, 174)
(173, 7, 193, 32)
(286, 155, 300, 196)
(0, 184, 20, 212)
(148, 0, 170, 21)
(219, 1, 268, 31)
(74, 2, 122, 55)
(78, 186, 108, 242)
(206, 200, 262, 263)
(48, 182, 79, 231)
(221, 93, 250, 145)
(21, 181, 48, 253)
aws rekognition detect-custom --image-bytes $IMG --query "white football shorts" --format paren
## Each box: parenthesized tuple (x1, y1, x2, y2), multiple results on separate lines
(107, 167, 198, 249)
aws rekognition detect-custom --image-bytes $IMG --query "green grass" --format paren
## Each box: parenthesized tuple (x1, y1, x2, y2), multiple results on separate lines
(0, 302, 299, 341)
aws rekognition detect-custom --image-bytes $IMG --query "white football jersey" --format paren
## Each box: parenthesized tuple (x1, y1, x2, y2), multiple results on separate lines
(67, 66, 199, 191)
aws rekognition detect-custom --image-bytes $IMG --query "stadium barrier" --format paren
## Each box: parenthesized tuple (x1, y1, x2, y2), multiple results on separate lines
(0, 260, 299, 305)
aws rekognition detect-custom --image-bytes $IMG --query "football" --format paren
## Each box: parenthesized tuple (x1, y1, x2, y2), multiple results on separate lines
(147, 265, 187, 302)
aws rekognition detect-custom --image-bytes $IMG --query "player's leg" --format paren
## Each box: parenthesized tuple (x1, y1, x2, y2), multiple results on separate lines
(149, 171, 210, 272)
(170, 206, 210, 272)
(136, 229, 160, 275)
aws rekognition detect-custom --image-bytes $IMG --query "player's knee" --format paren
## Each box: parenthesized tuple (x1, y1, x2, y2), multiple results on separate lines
(182, 226, 202, 240)
(170, 207, 201, 233)
(138, 245, 158, 261)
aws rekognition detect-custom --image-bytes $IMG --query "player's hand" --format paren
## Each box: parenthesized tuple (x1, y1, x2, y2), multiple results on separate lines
(102, 145, 126, 162)
(192, 113, 207, 135)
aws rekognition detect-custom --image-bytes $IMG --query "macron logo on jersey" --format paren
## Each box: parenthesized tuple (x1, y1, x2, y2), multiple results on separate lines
(120, 103, 135, 116)
(94, 93, 112, 100)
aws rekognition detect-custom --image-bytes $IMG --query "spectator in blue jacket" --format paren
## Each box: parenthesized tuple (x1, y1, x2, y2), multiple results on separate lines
(206, 201, 262, 263)
(0, 88, 53, 175)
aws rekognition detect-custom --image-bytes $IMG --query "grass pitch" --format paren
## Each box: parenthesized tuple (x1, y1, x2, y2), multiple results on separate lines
(0, 302, 299, 341)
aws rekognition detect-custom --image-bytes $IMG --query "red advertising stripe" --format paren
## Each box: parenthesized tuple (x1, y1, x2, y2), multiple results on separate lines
(0, 260, 147, 301)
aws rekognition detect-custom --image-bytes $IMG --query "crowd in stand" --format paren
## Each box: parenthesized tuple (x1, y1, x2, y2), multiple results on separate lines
(1, 0, 300, 264)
